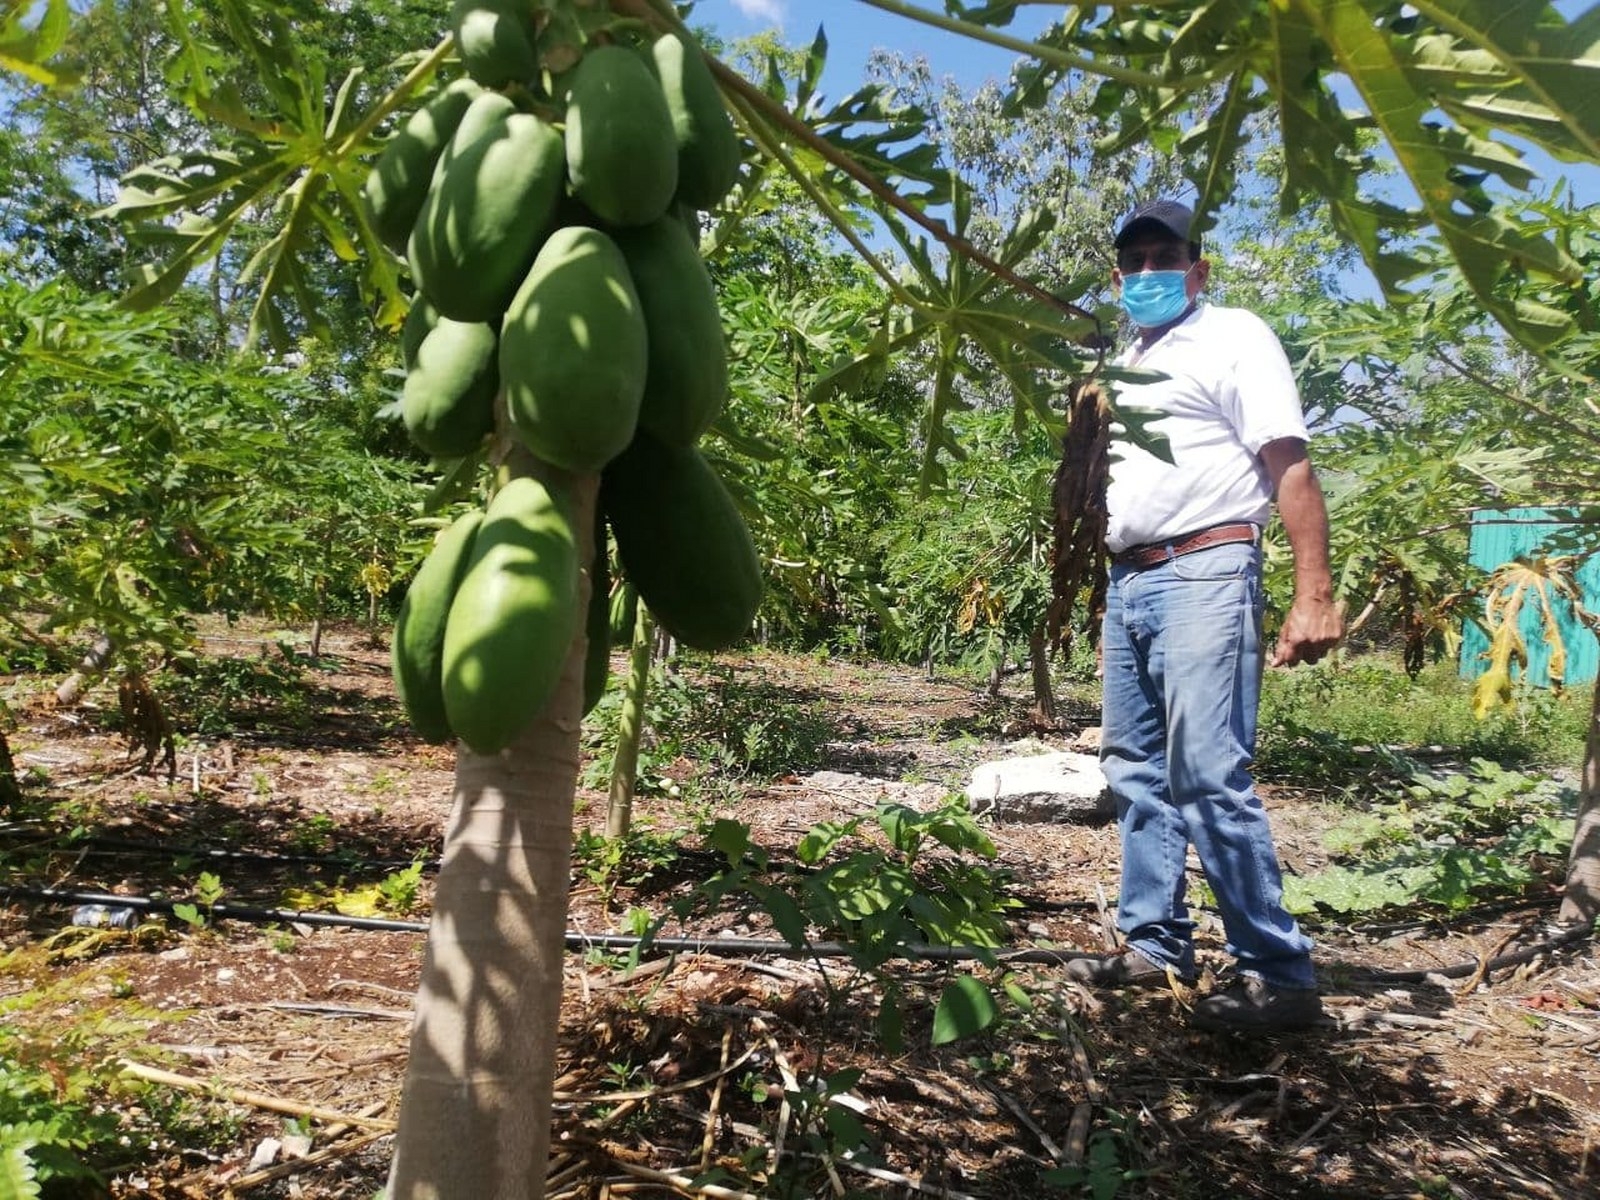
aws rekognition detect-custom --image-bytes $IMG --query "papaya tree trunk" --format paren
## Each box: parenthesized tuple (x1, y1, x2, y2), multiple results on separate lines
(387, 472, 598, 1199)
(606, 602, 654, 839)
(1558, 677, 1600, 927)
(55, 632, 115, 706)
(987, 636, 1007, 699)
(0, 725, 20, 816)
(1029, 623, 1056, 725)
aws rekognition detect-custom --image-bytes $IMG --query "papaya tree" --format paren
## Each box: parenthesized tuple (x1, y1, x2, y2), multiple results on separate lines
(49, 0, 1600, 1195)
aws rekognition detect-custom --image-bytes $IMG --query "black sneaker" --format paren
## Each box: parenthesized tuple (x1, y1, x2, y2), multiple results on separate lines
(1191, 976, 1324, 1032)
(1064, 949, 1193, 990)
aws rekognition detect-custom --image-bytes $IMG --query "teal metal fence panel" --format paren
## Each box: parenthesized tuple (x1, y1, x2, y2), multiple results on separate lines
(1459, 508, 1600, 687)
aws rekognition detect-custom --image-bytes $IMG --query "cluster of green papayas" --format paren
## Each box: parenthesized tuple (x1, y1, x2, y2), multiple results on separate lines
(375, 7, 761, 753)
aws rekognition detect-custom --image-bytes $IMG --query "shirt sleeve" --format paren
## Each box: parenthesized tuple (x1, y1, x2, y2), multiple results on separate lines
(1223, 311, 1310, 453)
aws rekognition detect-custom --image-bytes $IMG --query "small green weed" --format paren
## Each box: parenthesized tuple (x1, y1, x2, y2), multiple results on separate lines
(1285, 760, 1575, 917)
(376, 859, 427, 916)
(172, 870, 225, 930)
(574, 825, 684, 908)
(152, 651, 311, 736)
(287, 812, 338, 855)
(1043, 1110, 1148, 1198)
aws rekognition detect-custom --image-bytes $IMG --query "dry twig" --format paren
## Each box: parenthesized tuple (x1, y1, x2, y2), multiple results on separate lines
(118, 1061, 396, 1131)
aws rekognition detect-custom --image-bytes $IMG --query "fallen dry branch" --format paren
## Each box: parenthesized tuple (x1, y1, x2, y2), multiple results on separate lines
(553, 1039, 760, 1104)
(227, 1128, 390, 1193)
(606, 1160, 764, 1200)
(119, 1061, 397, 1131)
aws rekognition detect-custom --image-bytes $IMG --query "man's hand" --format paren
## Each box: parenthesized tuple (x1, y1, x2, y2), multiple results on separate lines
(1271, 594, 1343, 667)
(1259, 437, 1342, 668)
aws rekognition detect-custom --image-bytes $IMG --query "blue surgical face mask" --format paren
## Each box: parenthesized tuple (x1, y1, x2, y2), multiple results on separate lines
(1118, 265, 1196, 329)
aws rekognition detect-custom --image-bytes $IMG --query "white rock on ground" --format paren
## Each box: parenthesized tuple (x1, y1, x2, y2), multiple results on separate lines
(965, 750, 1114, 823)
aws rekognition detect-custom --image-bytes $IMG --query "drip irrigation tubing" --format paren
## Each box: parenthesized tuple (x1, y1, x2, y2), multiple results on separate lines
(0, 826, 1567, 934)
(1, 884, 1085, 965)
(0, 824, 1098, 914)
(2, 885, 1591, 979)
(0, 824, 436, 873)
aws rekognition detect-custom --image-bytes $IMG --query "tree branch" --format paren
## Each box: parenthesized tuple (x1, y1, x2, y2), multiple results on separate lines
(1434, 347, 1600, 453)
(610, 0, 1101, 336)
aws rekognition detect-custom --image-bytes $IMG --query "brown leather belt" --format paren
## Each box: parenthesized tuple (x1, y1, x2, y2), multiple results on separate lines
(1112, 522, 1259, 569)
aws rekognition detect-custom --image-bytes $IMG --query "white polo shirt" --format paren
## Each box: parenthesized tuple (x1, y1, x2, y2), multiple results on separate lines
(1104, 303, 1309, 553)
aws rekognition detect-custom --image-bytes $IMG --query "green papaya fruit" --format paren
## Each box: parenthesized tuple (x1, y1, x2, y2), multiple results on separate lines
(650, 31, 741, 210)
(361, 78, 483, 257)
(408, 104, 564, 322)
(442, 477, 580, 754)
(502, 226, 647, 470)
(400, 295, 439, 372)
(582, 519, 610, 716)
(452, 0, 538, 88)
(615, 217, 727, 447)
(392, 509, 484, 743)
(602, 431, 762, 650)
(401, 317, 498, 459)
(565, 45, 678, 227)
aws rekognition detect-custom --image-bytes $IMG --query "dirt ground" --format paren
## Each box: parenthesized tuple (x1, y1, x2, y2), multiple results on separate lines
(2, 623, 1598, 1200)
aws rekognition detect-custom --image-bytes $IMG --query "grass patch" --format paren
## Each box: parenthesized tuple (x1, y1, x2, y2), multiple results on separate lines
(1258, 656, 1590, 788)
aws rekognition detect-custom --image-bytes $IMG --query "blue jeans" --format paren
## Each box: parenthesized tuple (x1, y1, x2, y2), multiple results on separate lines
(1099, 541, 1315, 989)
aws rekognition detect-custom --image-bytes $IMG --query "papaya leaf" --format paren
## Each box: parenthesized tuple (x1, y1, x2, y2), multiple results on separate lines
(931, 974, 999, 1046)
(1408, 0, 1600, 162)
(1292, 0, 1581, 346)
(0, 0, 73, 86)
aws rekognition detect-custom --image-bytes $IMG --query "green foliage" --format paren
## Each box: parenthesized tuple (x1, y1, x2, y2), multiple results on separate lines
(0, 955, 209, 1196)
(151, 649, 310, 737)
(1043, 1111, 1147, 1198)
(585, 660, 837, 784)
(877, 407, 1058, 675)
(1008, 0, 1597, 354)
(171, 872, 222, 930)
(574, 824, 685, 908)
(930, 974, 999, 1045)
(376, 858, 427, 916)
(0, 1054, 115, 1198)
(1285, 759, 1575, 917)
(1257, 658, 1590, 786)
(0, 282, 421, 680)
(688, 800, 1018, 1051)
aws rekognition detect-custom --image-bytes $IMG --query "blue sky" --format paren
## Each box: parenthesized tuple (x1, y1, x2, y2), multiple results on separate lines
(697, 0, 1043, 100)
(695, 0, 1598, 209)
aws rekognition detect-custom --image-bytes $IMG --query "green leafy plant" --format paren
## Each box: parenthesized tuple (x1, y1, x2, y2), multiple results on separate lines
(154, 651, 312, 738)
(1043, 1111, 1148, 1199)
(573, 825, 684, 909)
(1257, 657, 1590, 790)
(172, 869, 225, 930)
(377, 859, 428, 916)
(1285, 760, 1575, 916)
(684, 799, 1020, 1051)
(287, 812, 339, 855)
(0, 955, 197, 1198)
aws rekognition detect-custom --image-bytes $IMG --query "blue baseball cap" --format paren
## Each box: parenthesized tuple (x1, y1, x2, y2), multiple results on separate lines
(1114, 199, 1197, 249)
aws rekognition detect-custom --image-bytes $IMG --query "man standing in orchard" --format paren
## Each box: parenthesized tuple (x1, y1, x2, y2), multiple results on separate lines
(1064, 199, 1343, 1032)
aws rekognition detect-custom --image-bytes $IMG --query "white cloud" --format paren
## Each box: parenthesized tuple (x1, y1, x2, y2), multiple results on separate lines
(731, 0, 786, 24)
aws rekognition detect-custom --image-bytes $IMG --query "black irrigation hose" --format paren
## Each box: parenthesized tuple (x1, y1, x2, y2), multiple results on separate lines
(0, 824, 1100, 913)
(6, 824, 1561, 933)
(3, 885, 430, 933)
(5, 885, 1592, 979)
(0, 824, 438, 874)
(0, 884, 1086, 965)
